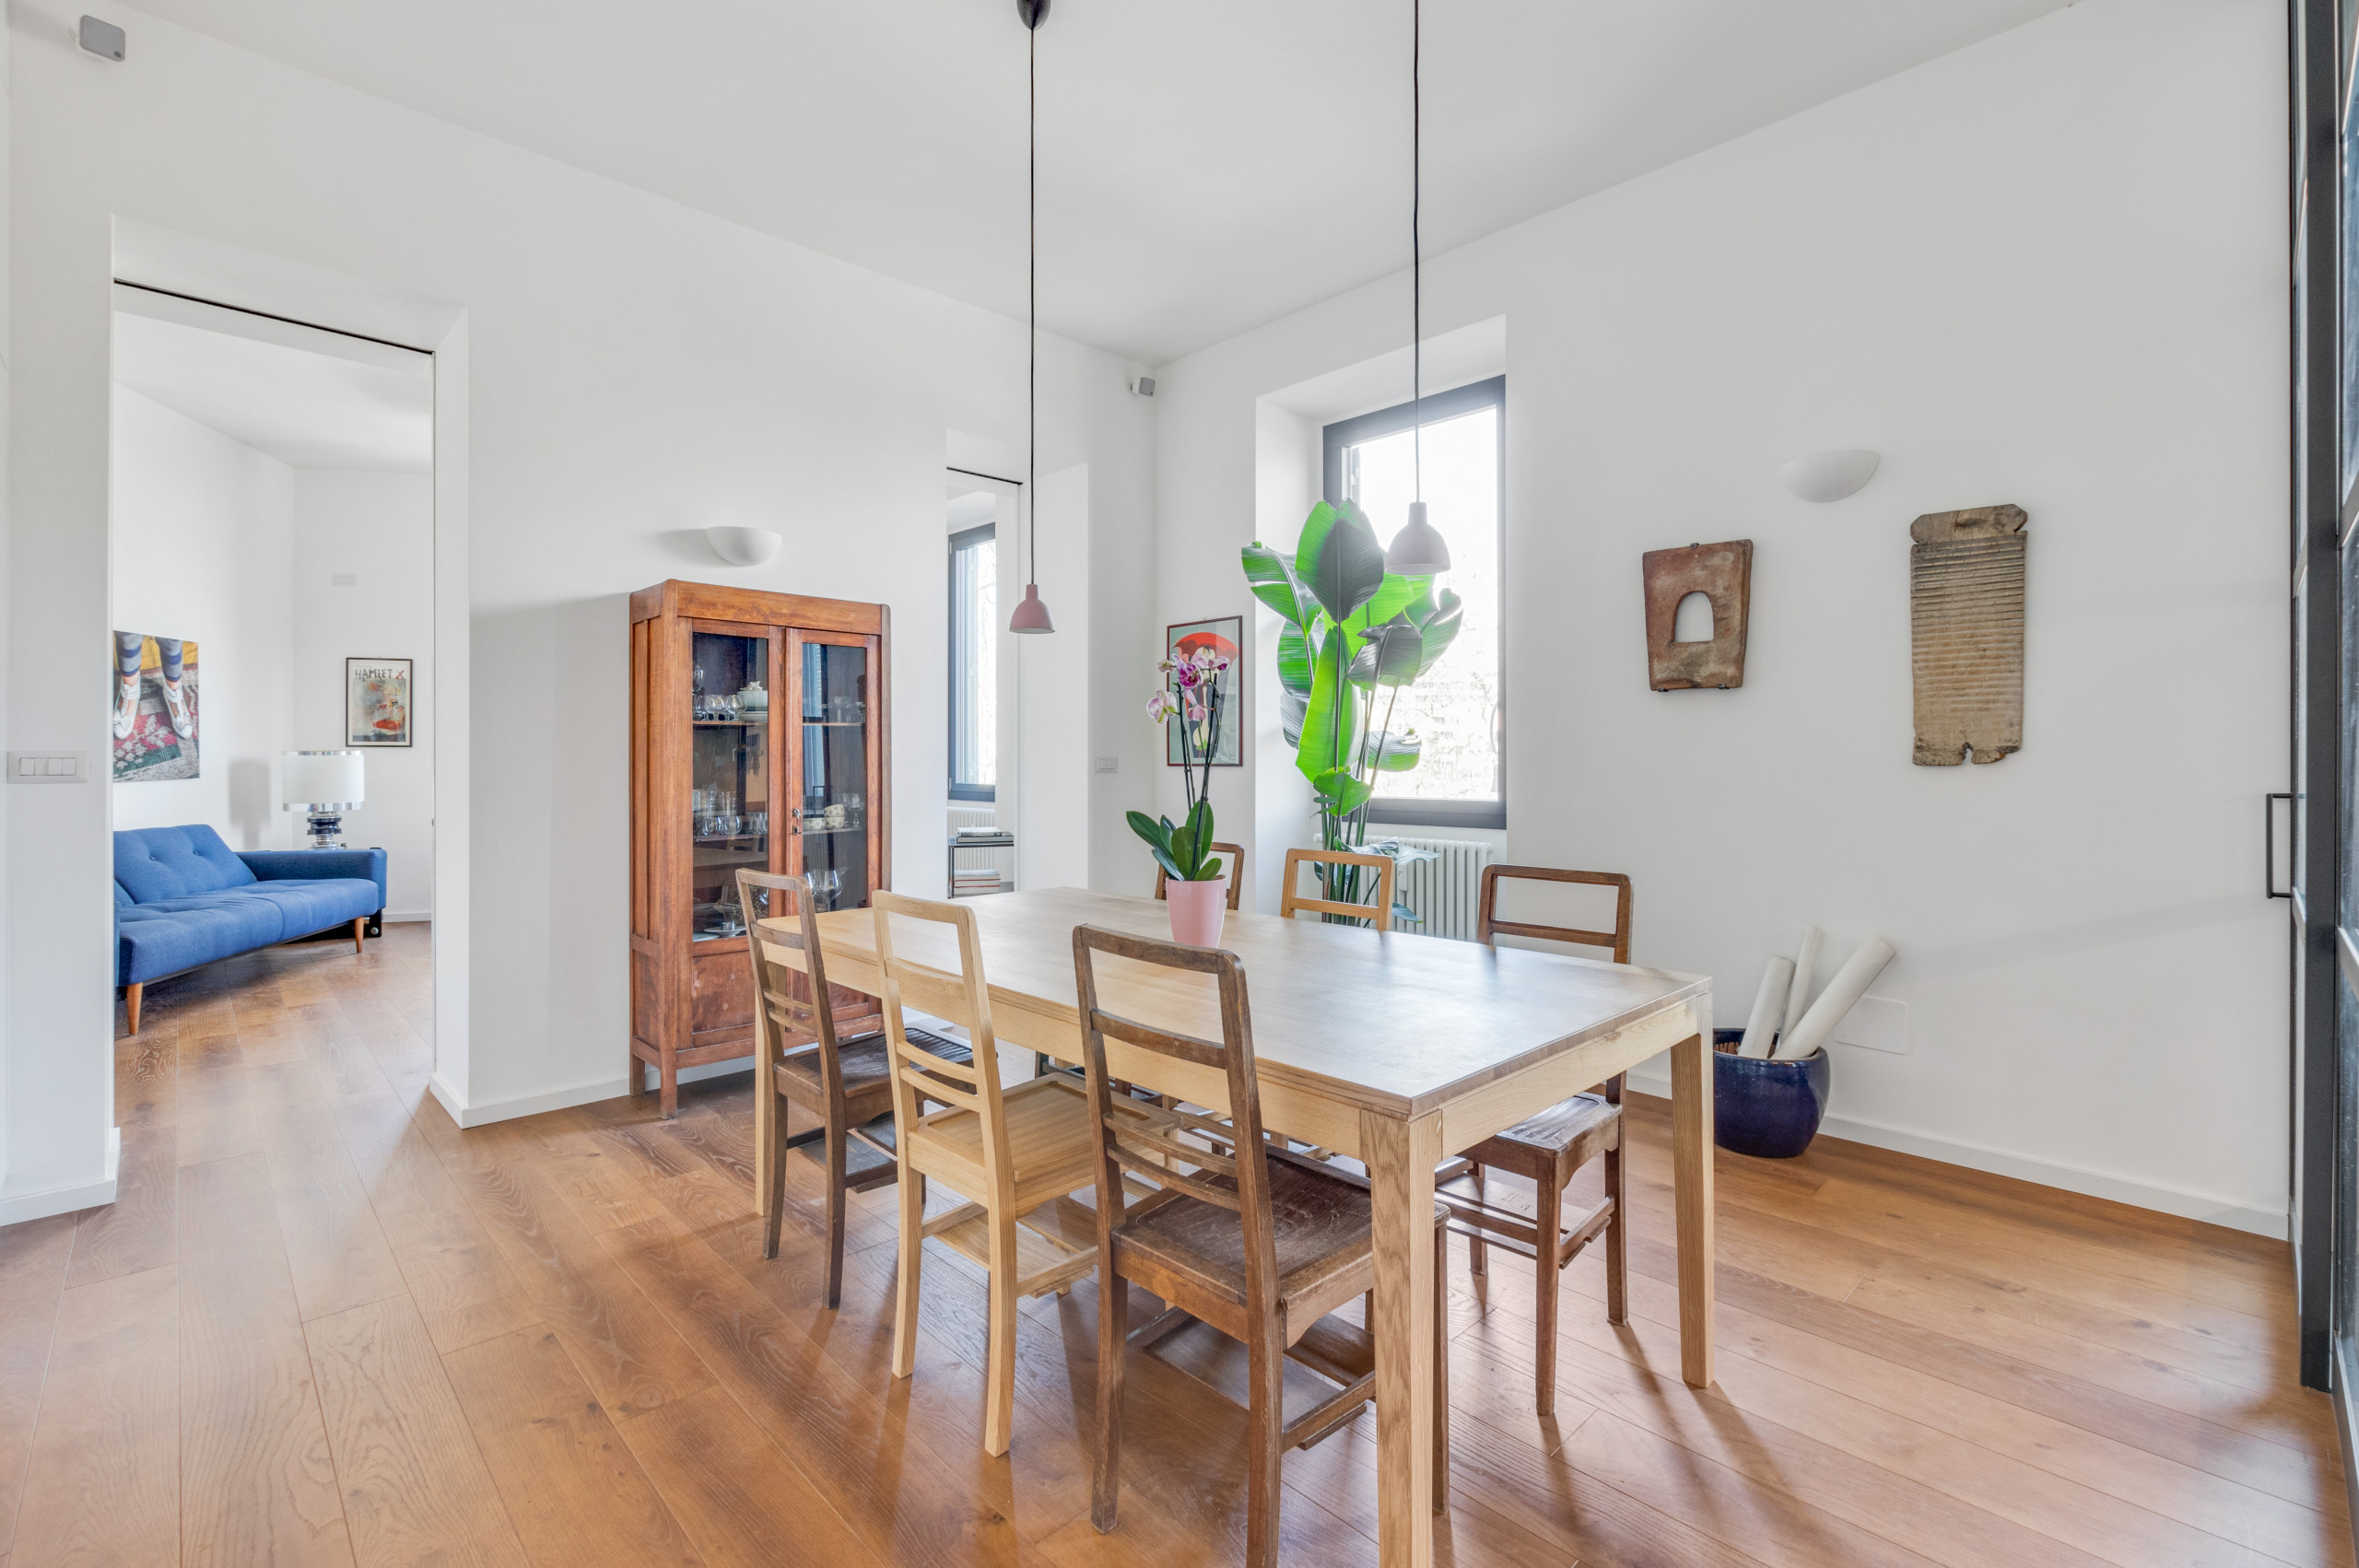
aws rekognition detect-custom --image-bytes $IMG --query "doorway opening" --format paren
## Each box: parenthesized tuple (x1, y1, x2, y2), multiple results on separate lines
(107, 282, 437, 1049)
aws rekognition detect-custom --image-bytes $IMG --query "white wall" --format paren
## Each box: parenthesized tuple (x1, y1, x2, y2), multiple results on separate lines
(1152, 0, 2291, 1233)
(7, 0, 1156, 1187)
(109, 387, 295, 850)
(292, 468, 433, 918)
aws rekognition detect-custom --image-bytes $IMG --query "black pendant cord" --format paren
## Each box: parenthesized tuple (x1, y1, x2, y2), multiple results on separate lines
(1412, 0, 1423, 505)
(1027, 17, 1039, 589)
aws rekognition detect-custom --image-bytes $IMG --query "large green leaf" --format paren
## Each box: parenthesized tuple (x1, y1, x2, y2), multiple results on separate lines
(1276, 623, 1312, 696)
(1409, 587, 1464, 675)
(1300, 501, 1386, 626)
(1294, 500, 1341, 575)
(1240, 542, 1314, 627)
(1279, 685, 1307, 747)
(1310, 768, 1373, 816)
(1342, 572, 1427, 638)
(1360, 728, 1422, 772)
(1345, 617, 1426, 688)
(1295, 625, 1353, 782)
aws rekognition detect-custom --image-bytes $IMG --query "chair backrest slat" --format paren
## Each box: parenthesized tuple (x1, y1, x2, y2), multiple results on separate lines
(740, 869, 845, 1102)
(1073, 923, 1280, 1314)
(1476, 865, 1633, 964)
(1154, 841, 1246, 911)
(1277, 848, 1395, 930)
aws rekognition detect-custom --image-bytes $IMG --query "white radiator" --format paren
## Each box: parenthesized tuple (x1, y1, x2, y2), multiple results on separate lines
(949, 806, 1014, 890)
(1388, 836, 1496, 942)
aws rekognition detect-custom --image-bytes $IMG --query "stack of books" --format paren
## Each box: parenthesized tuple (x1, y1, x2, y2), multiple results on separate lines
(952, 867, 1003, 893)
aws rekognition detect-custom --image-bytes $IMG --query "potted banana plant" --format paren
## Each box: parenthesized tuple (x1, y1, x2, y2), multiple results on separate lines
(1242, 500, 1463, 921)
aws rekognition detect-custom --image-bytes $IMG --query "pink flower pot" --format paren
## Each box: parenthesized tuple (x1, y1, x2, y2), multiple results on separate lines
(1166, 877, 1229, 947)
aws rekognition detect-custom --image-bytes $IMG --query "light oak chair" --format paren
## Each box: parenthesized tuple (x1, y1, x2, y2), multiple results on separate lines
(1073, 924, 1447, 1566)
(1438, 864, 1632, 1416)
(739, 870, 970, 1307)
(1276, 847, 1395, 930)
(1153, 840, 1246, 909)
(874, 888, 1108, 1457)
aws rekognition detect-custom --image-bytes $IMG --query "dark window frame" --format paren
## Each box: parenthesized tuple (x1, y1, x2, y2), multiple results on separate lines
(948, 520, 996, 802)
(1320, 374, 1506, 830)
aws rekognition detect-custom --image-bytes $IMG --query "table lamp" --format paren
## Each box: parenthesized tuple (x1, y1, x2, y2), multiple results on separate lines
(282, 750, 365, 848)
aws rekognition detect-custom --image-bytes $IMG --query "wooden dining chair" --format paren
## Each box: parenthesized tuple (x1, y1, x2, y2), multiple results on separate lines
(1154, 840, 1246, 909)
(874, 888, 1115, 1457)
(738, 870, 972, 1308)
(1276, 847, 1395, 930)
(1438, 864, 1632, 1416)
(1073, 924, 1446, 1565)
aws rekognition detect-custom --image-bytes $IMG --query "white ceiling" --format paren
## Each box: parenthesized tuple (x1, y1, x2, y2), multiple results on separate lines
(130, 0, 2072, 363)
(112, 309, 434, 472)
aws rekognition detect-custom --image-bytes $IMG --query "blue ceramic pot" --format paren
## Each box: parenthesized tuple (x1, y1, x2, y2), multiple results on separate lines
(1711, 1027, 1831, 1159)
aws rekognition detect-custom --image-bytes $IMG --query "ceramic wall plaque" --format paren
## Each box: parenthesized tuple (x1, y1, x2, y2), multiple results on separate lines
(1642, 539, 1753, 690)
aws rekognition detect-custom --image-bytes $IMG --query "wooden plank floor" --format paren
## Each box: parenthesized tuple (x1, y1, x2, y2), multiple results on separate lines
(0, 921, 2340, 1567)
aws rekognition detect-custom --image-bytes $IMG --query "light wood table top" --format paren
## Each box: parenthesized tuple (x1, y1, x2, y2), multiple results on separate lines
(773, 886, 1707, 1118)
(761, 886, 1717, 1568)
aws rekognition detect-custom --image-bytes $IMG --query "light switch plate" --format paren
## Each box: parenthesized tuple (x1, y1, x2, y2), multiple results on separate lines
(1835, 995, 1908, 1054)
(8, 751, 91, 783)
(1094, 755, 1119, 774)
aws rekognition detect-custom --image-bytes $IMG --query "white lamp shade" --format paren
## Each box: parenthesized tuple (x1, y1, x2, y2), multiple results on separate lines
(283, 750, 365, 808)
(1778, 450, 1881, 503)
(706, 525, 780, 567)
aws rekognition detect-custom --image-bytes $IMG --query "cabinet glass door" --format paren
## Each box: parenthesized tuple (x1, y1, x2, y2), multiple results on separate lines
(688, 630, 771, 940)
(793, 635, 873, 911)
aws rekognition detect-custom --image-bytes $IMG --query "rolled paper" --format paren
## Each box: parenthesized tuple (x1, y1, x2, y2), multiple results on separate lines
(1738, 956, 1794, 1059)
(1781, 927, 1824, 1037)
(1774, 935, 1895, 1061)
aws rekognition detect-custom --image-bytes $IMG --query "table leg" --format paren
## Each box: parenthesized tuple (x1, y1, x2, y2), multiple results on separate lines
(1670, 1005, 1715, 1389)
(1364, 1107, 1442, 1568)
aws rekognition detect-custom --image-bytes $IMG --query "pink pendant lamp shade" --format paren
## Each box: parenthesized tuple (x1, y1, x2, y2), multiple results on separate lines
(1009, 581, 1054, 633)
(1007, 0, 1058, 636)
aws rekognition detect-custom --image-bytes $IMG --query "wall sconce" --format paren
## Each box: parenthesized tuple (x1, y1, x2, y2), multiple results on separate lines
(706, 525, 780, 567)
(1779, 451, 1880, 503)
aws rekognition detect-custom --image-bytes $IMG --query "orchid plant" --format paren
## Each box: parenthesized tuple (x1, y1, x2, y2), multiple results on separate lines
(1127, 645, 1232, 883)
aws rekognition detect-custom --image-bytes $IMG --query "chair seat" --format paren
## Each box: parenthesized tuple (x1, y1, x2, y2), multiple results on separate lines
(1464, 1092, 1618, 1177)
(1116, 1151, 1446, 1324)
(907, 1072, 1100, 1212)
(777, 1026, 968, 1100)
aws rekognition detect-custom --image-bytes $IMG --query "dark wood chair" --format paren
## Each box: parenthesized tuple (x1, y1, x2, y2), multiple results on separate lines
(1073, 924, 1446, 1566)
(738, 869, 970, 1308)
(1154, 840, 1245, 909)
(1437, 864, 1632, 1417)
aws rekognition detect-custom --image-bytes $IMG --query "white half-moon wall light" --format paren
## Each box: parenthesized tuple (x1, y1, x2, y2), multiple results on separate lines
(706, 525, 780, 567)
(1779, 450, 1881, 503)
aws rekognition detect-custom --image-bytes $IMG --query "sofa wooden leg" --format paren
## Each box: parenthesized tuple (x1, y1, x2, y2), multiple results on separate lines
(124, 983, 143, 1036)
(352, 918, 366, 955)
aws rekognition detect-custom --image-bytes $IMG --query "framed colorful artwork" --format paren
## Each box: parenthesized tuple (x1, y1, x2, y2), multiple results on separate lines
(346, 658, 413, 746)
(111, 631, 200, 781)
(1165, 615, 1242, 766)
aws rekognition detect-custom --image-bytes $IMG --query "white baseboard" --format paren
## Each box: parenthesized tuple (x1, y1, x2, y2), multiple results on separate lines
(428, 1058, 753, 1129)
(0, 1127, 120, 1227)
(1625, 1070, 2287, 1240)
(382, 909, 431, 924)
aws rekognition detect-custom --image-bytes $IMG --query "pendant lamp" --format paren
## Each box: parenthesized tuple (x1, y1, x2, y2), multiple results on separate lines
(1384, 0, 1452, 579)
(1008, 0, 1056, 634)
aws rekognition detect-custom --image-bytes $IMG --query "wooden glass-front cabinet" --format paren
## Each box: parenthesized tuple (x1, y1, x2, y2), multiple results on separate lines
(628, 580, 891, 1116)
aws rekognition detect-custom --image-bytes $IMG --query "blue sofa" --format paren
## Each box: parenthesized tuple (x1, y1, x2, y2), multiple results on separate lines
(114, 825, 386, 1034)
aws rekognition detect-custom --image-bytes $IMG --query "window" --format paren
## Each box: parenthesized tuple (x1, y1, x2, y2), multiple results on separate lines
(949, 521, 997, 801)
(1322, 375, 1504, 828)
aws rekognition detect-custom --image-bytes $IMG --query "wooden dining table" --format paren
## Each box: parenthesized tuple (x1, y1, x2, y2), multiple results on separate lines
(757, 886, 1715, 1568)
